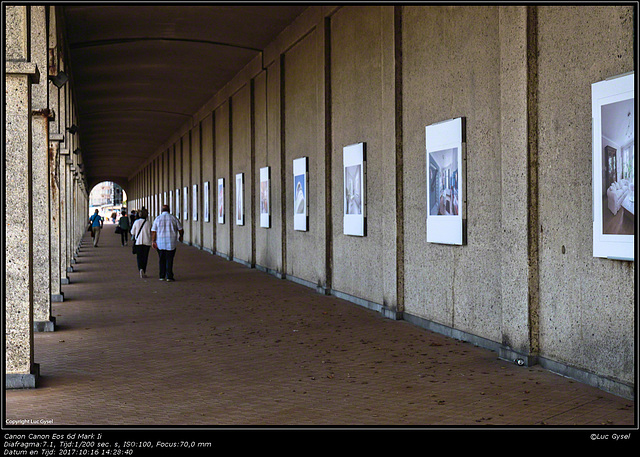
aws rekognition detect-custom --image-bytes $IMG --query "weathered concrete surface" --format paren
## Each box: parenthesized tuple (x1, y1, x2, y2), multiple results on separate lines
(535, 5, 635, 385)
(5, 5, 38, 383)
(402, 6, 503, 342)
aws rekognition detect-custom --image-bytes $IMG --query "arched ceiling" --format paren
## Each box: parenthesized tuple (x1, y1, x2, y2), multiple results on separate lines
(61, 5, 307, 190)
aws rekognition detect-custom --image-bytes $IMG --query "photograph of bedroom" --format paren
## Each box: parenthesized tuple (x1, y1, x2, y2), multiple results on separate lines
(602, 98, 634, 235)
(428, 147, 459, 216)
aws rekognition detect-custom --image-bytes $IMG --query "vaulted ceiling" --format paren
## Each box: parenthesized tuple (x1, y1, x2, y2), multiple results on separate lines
(61, 5, 307, 190)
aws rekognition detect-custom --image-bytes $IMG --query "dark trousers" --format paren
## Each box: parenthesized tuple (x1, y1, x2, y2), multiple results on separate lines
(120, 230, 128, 245)
(136, 245, 151, 272)
(158, 249, 176, 280)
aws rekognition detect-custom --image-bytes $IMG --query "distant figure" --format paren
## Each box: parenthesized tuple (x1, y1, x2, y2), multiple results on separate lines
(130, 208, 152, 278)
(111, 211, 117, 224)
(118, 210, 130, 246)
(129, 210, 137, 227)
(89, 209, 103, 247)
(151, 204, 184, 282)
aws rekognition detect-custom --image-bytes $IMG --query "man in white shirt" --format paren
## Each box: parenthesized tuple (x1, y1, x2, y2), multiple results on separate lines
(151, 204, 184, 281)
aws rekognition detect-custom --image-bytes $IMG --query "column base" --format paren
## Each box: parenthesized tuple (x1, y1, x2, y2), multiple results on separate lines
(61, 276, 70, 285)
(52, 293, 64, 302)
(34, 317, 56, 332)
(6, 363, 40, 389)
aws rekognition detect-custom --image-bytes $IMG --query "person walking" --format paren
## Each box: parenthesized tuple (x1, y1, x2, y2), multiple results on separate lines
(89, 209, 103, 247)
(118, 210, 130, 246)
(130, 208, 152, 278)
(151, 204, 184, 281)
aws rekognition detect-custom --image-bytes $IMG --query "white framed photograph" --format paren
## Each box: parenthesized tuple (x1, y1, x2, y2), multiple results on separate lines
(343, 142, 366, 236)
(235, 173, 244, 226)
(592, 72, 634, 261)
(293, 157, 308, 231)
(169, 190, 173, 214)
(217, 178, 224, 224)
(204, 181, 210, 222)
(426, 117, 466, 245)
(163, 191, 167, 206)
(260, 166, 270, 228)
(175, 188, 180, 217)
(183, 186, 188, 221)
(192, 184, 198, 221)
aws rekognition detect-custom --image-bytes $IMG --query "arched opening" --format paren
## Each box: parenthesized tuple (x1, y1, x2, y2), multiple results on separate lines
(88, 181, 128, 224)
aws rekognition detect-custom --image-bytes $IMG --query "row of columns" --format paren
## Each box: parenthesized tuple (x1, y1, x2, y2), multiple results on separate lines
(5, 5, 89, 388)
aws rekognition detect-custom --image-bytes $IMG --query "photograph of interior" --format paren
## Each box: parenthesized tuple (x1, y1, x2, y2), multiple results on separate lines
(601, 98, 634, 235)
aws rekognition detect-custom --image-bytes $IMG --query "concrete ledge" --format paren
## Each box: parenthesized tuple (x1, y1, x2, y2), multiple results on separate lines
(6, 363, 40, 389)
(233, 257, 254, 268)
(202, 247, 214, 255)
(538, 356, 634, 401)
(255, 264, 285, 279)
(285, 274, 322, 292)
(216, 251, 231, 261)
(6, 61, 39, 81)
(51, 293, 64, 302)
(331, 289, 402, 320)
(34, 317, 56, 332)
(403, 312, 503, 354)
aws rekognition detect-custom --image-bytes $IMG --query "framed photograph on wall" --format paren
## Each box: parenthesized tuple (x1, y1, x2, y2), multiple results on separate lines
(592, 72, 634, 261)
(343, 142, 366, 236)
(217, 178, 224, 224)
(260, 166, 270, 228)
(204, 181, 210, 223)
(235, 173, 244, 226)
(426, 117, 466, 245)
(192, 184, 198, 221)
(293, 157, 308, 231)
(183, 186, 188, 221)
(169, 190, 173, 214)
(175, 188, 180, 218)
(163, 191, 167, 206)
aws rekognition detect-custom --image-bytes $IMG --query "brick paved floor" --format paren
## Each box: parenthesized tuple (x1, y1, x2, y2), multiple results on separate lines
(5, 226, 636, 428)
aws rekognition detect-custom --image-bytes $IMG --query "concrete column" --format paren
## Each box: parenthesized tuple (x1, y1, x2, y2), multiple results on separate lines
(498, 6, 539, 366)
(30, 6, 55, 332)
(5, 5, 40, 388)
(381, 6, 403, 316)
(59, 150, 69, 284)
(65, 156, 73, 273)
(49, 136, 63, 301)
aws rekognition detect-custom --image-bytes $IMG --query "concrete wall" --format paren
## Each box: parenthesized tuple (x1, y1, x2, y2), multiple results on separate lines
(535, 6, 635, 386)
(127, 5, 635, 397)
(402, 5, 504, 343)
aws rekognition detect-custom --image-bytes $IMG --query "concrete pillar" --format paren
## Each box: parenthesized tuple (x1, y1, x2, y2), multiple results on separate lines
(30, 6, 55, 332)
(5, 5, 40, 388)
(59, 149, 69, 284)
(498, 6, 539, 366)
(49, 136, 63, 301)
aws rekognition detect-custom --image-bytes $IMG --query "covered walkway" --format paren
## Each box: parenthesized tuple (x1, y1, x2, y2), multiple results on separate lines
(5, 226, 634, 427)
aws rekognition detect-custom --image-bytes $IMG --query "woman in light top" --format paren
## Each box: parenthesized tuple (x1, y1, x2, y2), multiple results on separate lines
(130, 208, 152, 278)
